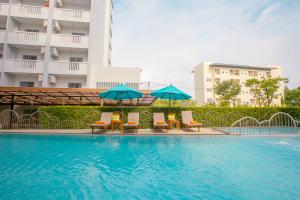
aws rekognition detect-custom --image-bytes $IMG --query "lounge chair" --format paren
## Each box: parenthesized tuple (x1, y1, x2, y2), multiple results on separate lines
(123, 112, 139, 133)
(153, 113, 169, 132)
(181, 111, 202, 132)
(90, 112, 113, 134)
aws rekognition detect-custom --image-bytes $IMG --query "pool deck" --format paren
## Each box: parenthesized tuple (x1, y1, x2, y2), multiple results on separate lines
(0, 128, 227, 136)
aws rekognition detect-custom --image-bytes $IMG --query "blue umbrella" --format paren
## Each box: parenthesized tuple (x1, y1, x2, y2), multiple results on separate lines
(151, 85, 191, 107)
(99, 84, 143, 101)
(99, 84, 143, 119)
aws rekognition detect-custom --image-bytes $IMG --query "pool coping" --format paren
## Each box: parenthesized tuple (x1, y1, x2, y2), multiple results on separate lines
(0, 129, 299, 137)
(0, 128, 228, 136)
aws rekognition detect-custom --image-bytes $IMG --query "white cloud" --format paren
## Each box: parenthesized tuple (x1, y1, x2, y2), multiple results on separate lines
(112, 0, 300, 96)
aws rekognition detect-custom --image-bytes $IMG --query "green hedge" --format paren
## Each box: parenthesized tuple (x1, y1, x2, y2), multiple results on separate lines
(38, 106, 300, 129)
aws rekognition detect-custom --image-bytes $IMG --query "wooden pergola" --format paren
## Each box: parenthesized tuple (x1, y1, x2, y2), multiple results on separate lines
(0, 87, 156, 107)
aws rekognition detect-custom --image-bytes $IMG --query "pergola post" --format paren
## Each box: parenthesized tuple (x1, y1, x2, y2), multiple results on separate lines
(9, 95, 14, 129)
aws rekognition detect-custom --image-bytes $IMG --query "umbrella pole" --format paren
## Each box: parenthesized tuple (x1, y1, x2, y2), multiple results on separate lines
(169, 99, 171, 114)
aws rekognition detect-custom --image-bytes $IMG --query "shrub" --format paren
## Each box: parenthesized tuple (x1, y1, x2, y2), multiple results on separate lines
(38, 106, 300, 129)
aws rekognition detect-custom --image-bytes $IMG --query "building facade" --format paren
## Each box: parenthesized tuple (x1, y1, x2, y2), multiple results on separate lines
(0, 0, 140, 89)
(193, 62, 284, 106)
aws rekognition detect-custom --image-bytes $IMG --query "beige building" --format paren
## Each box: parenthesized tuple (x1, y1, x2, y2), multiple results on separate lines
(193, 62, 284, 106)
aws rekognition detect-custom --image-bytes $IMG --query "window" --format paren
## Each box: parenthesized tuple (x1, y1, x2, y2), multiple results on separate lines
(206, 78, 212, 82)
(20, 81, 34, 87)
(69, 57, 83, 69)
(0, 27, 6, 30)
(72, 32, 85, 36)
(25, 29, 39, 32)
(206, 88, 213, 92)
(266, 71, 271, 77)
(0, 53, 3, 59)
(68, 83, 82, 88)
(215, 78, 221, 84)
(230, 70, 240, 76)
(71, 33, 84, 43)
(70, 57, 83, 62)
(23, 55, 37, 60)
(214, 68, 221, 75)
(249, 71, 258, 77)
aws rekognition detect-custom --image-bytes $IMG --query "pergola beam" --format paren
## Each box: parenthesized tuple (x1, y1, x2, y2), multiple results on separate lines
(0, 87, 155, 106)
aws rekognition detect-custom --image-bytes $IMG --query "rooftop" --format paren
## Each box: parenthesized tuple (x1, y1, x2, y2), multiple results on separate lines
(211, 63, 277, 70)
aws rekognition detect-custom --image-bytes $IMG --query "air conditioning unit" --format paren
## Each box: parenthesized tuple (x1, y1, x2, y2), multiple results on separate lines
(38, 74, 43, 82)
(53, 21, 61, 32)
(43, 20, 48, 27)
(49, 75, 57, 84)
(41, 46, 45, 54)
(41, 47, 59, 57)
(56, 0, 64, 8)
(51, 47, 59, 57)
(44, 0, 64, 7)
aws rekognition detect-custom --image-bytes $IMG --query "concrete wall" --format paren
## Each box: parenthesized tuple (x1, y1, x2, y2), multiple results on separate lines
(87, 0, 112, 88)
(91, 66, 141, 89)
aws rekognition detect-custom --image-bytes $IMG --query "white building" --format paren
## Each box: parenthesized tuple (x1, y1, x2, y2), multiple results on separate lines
(0, 0, 140, 89)
(193, 62, 284, 106)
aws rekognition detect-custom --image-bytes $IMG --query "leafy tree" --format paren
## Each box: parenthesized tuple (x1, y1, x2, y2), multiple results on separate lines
(214, 80, 241, 107)
(284, 86, 300, 106)
(245, 77, 288, 107)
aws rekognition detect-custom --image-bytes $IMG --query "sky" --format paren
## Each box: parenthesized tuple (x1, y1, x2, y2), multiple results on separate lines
(111, 0, 300, 96)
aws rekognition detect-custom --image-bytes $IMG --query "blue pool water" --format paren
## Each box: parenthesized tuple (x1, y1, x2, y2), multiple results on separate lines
(219, 127, 300, 135)
(1, 134, 300, 200)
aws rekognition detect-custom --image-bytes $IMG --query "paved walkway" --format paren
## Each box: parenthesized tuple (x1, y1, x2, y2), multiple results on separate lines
(0, 128, 226, 136)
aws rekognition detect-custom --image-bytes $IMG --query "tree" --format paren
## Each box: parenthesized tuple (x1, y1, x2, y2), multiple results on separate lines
(245, 77, 288, 107)
(284, 87, 300, 106)
(214, 80, 241, 107)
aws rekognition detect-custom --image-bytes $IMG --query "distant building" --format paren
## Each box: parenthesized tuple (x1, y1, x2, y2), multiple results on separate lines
(0, 0, 140, 89)
(193, 62, 284, 106)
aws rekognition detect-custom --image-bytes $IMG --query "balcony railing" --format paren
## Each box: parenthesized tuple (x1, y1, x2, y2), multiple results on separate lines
(0, 30, 5, 43)
(6, 31, 47, 46)
(1, 59, 44, 74)
(1, 59, 88, 76)
(11, 4, 48, 19)
(49, 61, 87, 75)
(0, 3, 9, 16)
(51, 34, 89, 48)
(54, 8, 90, 23)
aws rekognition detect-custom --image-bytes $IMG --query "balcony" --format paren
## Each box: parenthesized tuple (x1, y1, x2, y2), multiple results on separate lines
(6, 31, 46, 46)
(1, 59, 44, 74)
(49, 61, 87, 76)
(11, 4, 48, 19)
(1, 59, 87, 76)
(0, 3, 9, 16)
(51, 34, 89, 49)
(54, 8, 90, 23)
(0, 30, 5, 43)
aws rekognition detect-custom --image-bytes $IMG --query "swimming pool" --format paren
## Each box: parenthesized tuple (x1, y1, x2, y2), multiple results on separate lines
(0, 134, 300, 200)
(218, 127, 300, 135)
